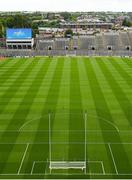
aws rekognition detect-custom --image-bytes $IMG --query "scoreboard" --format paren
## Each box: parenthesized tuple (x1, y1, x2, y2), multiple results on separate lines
(6, 28, 32, 40)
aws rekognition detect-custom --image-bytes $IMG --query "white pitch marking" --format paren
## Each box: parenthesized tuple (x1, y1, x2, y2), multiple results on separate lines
(31, 160, 48, 175)
(2, 129, 132, 133)
(101, 161, 105, 175)
(1, 142, 132, 145)
(108, 143, 118, 175)
(2, 172, 132, 176)
(31, 161, 35, 175)
(17, 143, 29, 174)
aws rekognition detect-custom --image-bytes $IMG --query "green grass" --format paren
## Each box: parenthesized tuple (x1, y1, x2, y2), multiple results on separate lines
(0, 56, 132, 179)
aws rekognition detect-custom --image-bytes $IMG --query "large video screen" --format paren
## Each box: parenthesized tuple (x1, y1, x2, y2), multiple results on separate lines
(6, 28, 32, 39)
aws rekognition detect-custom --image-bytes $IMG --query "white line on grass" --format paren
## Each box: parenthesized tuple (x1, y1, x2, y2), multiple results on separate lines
(19, 118, 42, 131)
(17, 143, 29, 175)
(101, 161, 105, 175)
(86, 114, 120, 132)
(17, 112, 120, 132)
(2, 129, 132, 133)
(87, 160, 104, 175)
(108, 143, 118, 175)
(44, 159, 49, 177)
(31, 161, 35, 175)
(0, 129, 121, 133)
(31, 160, 48, 175)
(1, 142, 132, 145)
(2, 173, 132, 176)
(102, 119, 119, 132)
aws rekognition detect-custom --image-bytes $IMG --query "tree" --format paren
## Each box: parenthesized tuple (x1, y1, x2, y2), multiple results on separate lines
(6, 14, 31, 28)
(31, 23, 39, 37)
(122, 18, 132, 27)
(64, 29, 73, 38)
(6, 17, 14, 28)
(0, 22, 4, 38)
(60, 12, 72, 21)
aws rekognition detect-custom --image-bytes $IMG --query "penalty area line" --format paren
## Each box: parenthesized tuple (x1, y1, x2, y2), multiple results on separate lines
(17, 143, 29, 175)
(108, 143, 118, 175)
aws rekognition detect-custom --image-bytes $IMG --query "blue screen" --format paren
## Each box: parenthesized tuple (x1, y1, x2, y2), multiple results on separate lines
(6, 29, 32, 39)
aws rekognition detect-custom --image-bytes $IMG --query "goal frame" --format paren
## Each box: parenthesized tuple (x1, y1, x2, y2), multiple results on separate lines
(48, 111, 87, 174)
(49, 161, 86, 170)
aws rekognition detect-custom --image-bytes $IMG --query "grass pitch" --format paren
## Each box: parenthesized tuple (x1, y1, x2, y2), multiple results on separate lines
(0, 56, 132, 179)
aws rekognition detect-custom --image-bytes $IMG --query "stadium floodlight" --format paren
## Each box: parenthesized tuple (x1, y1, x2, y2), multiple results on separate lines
(48, 111, 87, 174)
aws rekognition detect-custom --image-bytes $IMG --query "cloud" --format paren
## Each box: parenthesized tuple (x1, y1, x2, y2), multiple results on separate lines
(0, 0, 132, 11)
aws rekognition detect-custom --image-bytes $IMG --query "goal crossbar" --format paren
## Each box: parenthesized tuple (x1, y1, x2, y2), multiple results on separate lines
(49, 161, 86, 170)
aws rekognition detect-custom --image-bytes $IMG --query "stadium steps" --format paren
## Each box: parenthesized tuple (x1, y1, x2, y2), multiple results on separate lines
(127, 31, 132, 48)
(119, 32, 131, 49)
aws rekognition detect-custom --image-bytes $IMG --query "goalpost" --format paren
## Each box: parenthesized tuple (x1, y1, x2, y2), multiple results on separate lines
(66, 50, 77, 56)
(48, 111, 87, 174)
(66, 54, 77, 57)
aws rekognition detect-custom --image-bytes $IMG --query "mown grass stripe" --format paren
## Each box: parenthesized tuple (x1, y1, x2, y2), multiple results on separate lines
(78, 57, 100, 177)
(7, 59, 51, 175)
(121, 57, 132, 68)
(0, 58, 51, 173)
(99, 59, 132, 127)
(0, 56, 132, 178)
(0, 61, 35, 114)
(0, 60, 26, 84)
(80, 58, 112, 176)
(84, 58, 128, 175)
(0, 60, 44, 174)
(23, 57, 64, 176)
(95, 58, 132, 174)
(0, 58, 23, 72)
(51, 59, 70, 164)
(108, 58, 132, 99)
(91, 58, 131, 172)
(68, 57, 88, 177)
(0, 59, 12, 68)
(12, 60, 51, 129)
(91, 58, 130, 129)
(109, 58, 132, 89)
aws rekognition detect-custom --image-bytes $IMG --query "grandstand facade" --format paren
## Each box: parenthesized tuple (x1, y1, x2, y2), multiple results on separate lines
(36, 31, 132, 51)
(1, 31, 132, 57)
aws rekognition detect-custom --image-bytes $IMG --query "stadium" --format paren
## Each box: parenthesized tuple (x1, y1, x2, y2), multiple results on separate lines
(0, 16, 132, 179)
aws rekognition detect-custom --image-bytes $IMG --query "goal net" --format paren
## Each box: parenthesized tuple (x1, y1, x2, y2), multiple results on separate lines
(66, 54, 76, 57)
(66, 50, 77, 56)
(49, 161, 86, 170)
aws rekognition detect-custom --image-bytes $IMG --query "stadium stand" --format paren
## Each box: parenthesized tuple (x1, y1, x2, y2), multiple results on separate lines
(79, 36, 88, 49)
(72, 36, 79, 50)
(119, 32, 131, 50)
(2, 30, 132, 57)
(87, 36, 96, 50)
(95, 34, 105, 50)
(36, 40, 54, 50)
(80, 36, 96, 50)
(54, 38, 70, 50)
(128, 31, 132, 46)
(103, 32, 122, 51)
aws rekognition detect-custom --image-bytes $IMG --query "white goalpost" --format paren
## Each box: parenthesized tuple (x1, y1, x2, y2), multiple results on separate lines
(66, 54, 77, 57)
(48, 111, 87, 174)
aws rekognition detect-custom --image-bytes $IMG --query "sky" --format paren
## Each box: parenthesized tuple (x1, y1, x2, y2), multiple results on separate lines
(0, 0, 132, 12)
